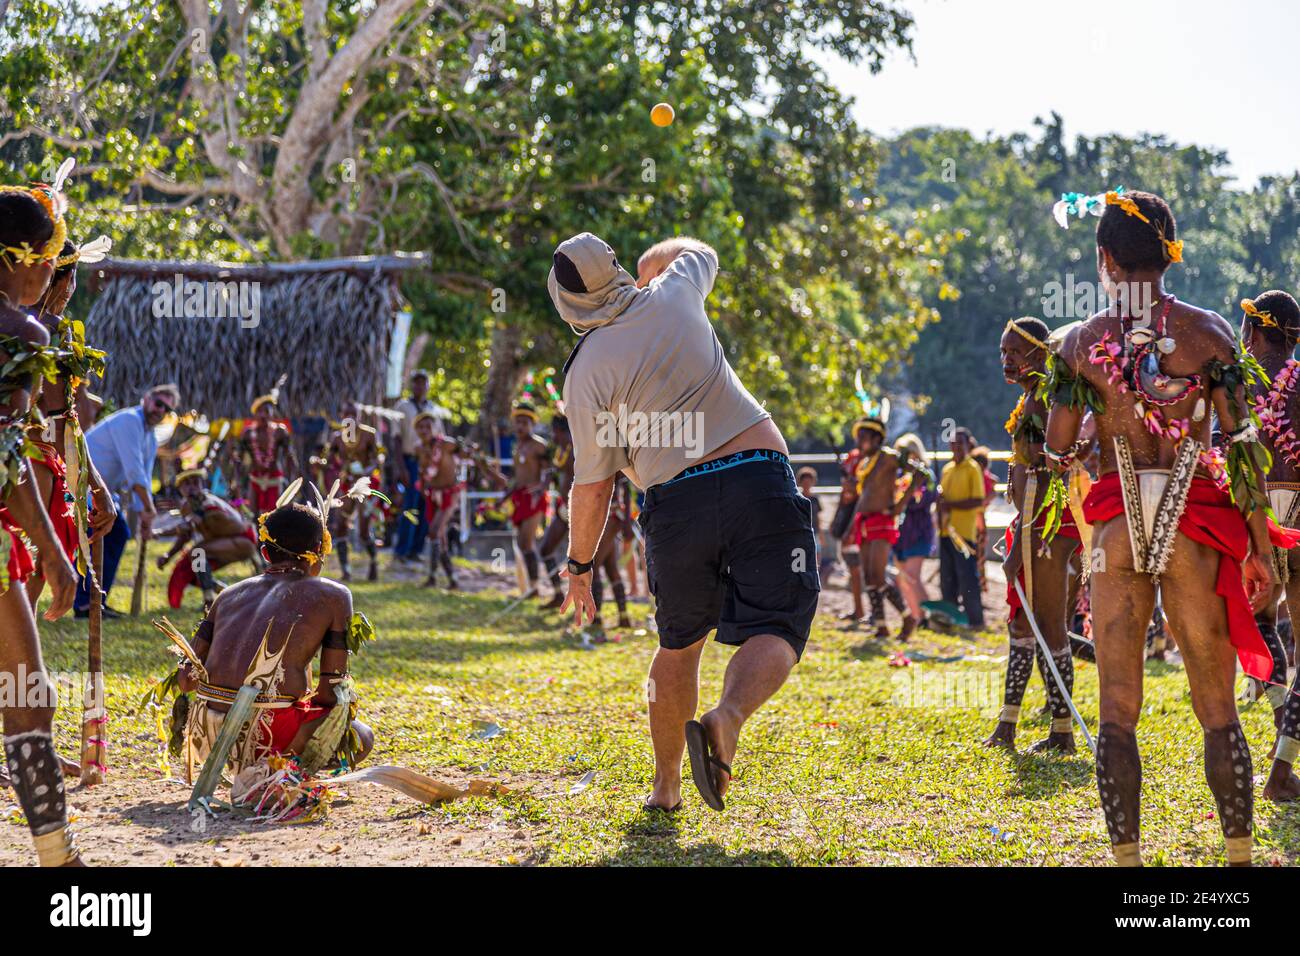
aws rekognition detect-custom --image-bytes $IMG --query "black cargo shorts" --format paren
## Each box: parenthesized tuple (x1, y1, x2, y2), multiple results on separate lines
(639, 449, 820, 659)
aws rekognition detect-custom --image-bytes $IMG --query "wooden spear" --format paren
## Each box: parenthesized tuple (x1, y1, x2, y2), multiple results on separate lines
(79, 536, 107, 785)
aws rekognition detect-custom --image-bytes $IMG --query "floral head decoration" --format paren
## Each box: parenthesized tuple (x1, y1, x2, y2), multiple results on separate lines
(1241, 297, 1281, 331)
(0, 158, 73, 270)
(256, 477, 332, 566)
(1052, 185, 1183, 264)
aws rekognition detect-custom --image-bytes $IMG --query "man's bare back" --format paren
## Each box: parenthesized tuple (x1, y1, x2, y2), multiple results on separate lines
(1057, 298, 1237, 474)
(200, 571, 352, 705)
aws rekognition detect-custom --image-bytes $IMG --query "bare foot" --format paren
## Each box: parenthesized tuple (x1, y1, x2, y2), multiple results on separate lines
(983, 722, 1017, 751)
(897, 615, 917, 642)
(1263, 766, 1300, 802)
(699, 708, 740, 801)
(59, 756, 82, 778)
(1028, 732, 1076, 755)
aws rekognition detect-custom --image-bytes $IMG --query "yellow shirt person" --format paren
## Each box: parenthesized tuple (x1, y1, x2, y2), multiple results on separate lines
(940, 454, 985, 544)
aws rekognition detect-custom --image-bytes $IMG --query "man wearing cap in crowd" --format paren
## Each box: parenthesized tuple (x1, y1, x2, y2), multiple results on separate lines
(392, 369, 440, 562)
(547, 231, 819, 813)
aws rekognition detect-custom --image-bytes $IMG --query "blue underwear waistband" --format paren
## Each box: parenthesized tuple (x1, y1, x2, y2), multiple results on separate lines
(656, 449, 791, 488)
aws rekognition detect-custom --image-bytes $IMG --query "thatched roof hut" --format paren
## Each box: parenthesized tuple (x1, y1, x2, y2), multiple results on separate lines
(82, 254, 428, 420)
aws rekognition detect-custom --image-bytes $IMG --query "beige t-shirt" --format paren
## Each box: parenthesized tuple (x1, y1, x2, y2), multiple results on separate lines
(562, 248, 770, 490)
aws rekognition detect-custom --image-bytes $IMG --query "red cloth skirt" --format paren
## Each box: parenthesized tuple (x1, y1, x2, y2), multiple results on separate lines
(1005, 509, 1082, 621)
(29, 442, 76, 564)
(423, 483, 464, 521)
(0, 508, 34, 585)
(509, 486, 548, 526)
(852, 511, 899, 546)
(1083, 473, 1281, 680)
(260, 700, 332, 754)
(249, 469, 285, 515)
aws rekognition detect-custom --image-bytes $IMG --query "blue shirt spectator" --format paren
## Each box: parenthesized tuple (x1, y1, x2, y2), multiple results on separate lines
(86, 405, 158, 512)
(76, 384, 178, 616)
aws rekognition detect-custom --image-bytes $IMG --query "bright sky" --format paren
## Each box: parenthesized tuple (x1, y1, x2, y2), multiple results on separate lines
(815, 0, 1300, 188)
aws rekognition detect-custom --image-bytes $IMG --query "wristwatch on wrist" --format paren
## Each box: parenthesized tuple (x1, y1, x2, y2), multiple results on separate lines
(567, 557, 594, 576)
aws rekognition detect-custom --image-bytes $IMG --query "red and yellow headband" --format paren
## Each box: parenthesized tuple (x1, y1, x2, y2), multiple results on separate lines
(0, 158, 74, 271)
(0, 185, 67, 269)
(1242, 298, 1280, 330)
(1103, 191, 1183, 264)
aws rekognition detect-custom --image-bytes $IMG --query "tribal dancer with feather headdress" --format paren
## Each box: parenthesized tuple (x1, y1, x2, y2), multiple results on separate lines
(169, 478, 377, 782)
(984, 316, 1091, 754)
(1044, 187, 1299, 866)
(234, 377, 297, 517)
(314, 400, 383, 581)
(0, 167, 88, 865)
(26, 208, 117, 606)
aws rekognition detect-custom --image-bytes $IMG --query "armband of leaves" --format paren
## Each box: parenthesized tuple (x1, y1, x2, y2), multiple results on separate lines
(1207, 351, 1270, 427)
(0, 333, 60, 406)
(1226, 426, 1274, 517)
(347, 611, 377, 655)
(1015, 410, 1046, 446)
(54, 318, 107, 397)
(1033, 470, 1071, 545)
(1209, 350, 1273, 516)
(139, 668, 190, 759)
(1039, 353, 1105, 414)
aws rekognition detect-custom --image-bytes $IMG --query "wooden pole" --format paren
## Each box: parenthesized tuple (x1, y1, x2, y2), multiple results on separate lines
(79, 537, 106, 786)
(130, 529, 148, 616)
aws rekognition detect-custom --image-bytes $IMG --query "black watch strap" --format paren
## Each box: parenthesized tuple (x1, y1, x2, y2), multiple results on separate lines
(567, 557, 594, 575)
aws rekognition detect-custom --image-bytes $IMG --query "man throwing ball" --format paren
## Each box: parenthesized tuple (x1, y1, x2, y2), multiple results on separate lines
(547, 232, 819, 813)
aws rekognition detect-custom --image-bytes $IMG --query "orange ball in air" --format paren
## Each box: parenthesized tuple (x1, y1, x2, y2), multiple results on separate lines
(650, 103, 675, 127)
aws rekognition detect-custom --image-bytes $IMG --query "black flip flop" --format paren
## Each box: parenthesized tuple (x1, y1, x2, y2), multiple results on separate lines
(684, 719, 731, 812)
(642, 799, 683, 813)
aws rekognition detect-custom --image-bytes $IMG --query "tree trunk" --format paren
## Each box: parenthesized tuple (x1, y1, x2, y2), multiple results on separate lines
(472, 322, 526, 445)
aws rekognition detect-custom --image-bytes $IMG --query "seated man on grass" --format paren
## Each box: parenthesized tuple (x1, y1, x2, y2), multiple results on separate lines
(176, 492, 374, 780)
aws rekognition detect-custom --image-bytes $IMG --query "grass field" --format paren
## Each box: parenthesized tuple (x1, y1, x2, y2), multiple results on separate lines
(18, 542, 1300, 866)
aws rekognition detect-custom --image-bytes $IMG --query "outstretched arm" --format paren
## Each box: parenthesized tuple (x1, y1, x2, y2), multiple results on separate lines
(561, 476, 614, 626)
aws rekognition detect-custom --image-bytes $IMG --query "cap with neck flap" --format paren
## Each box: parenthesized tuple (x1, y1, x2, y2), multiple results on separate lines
(547, 232, 639, 334)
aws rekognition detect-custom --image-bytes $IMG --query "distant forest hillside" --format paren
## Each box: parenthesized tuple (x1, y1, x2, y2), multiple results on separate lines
(875, 113, 1300, 449)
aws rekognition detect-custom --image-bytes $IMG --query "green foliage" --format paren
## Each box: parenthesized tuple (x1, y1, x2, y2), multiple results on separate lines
(1, 0, 947, 438)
